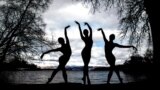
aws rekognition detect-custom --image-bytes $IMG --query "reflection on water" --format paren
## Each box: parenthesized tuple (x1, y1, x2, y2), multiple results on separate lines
(0, 70, 148, 84)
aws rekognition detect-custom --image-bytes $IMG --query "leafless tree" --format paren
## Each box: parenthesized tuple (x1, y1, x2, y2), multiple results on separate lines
(78, 0, 159, 63)
(0, 0, 55, 63)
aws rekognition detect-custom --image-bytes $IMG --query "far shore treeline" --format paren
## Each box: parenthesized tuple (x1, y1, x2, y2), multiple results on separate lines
(0, 50, 153, 72)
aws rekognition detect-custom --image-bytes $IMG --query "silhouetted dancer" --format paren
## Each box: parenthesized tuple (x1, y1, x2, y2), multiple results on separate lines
(97, 28, 137, 84)
(75, 21, 93, 85)
(40, 25, 72, 84)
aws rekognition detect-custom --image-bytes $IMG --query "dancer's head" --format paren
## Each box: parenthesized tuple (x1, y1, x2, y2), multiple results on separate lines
(58, 37, 64, 45)
(83, 29, 89, 37)
(109, 34, 115, 41)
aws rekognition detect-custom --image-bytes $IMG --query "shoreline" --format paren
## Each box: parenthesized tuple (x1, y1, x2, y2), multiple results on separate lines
(0, 64, 154, 71)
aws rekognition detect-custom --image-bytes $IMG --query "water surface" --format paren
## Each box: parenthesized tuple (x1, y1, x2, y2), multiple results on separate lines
(0, 70, 148, 84)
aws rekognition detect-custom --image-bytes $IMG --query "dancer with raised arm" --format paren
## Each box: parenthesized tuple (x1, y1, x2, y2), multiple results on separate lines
(41, 25, 72, 84)
(98, 28, 137, 84)
(75, 21, 93, 85)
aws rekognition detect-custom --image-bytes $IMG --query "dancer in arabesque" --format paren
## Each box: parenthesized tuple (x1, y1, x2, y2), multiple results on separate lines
(41, 25, 72, 84)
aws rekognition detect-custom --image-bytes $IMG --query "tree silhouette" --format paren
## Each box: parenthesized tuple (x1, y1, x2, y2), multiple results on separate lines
(144, 48, 153, 64)
(78, 0, 159, 64)
(0, 0, 54, 63)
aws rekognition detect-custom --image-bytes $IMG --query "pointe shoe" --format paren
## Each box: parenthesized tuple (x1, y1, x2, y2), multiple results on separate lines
(46, 78, 52, 84)
(107, 81, 110, 84)
(82, 77, 85, 80)
(120, 78, 123, 84)
(82, 77, 86, 85)
(87, 78, 91, 85)
(87, 80, 91, 85)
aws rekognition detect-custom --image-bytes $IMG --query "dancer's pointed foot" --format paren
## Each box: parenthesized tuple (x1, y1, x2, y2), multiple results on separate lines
(65, 81, 68, 84)
(46, 78, 52, 84)
(88, 81, 91, 85)
(87, 78, 91, 85)
(107, 80, 110, 85)
(82, 77, 86, 85)
(120, 78, 123, 84)
(107, 82, 110, 85)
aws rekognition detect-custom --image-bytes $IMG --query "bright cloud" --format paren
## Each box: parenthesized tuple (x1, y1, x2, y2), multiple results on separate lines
(32, 0, 146, 68)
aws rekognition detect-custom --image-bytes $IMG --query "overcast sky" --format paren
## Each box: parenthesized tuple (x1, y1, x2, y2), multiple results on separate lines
(31, 0, 146, 69)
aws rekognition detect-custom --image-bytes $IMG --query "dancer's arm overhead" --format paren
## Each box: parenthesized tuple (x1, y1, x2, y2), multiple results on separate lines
(40, 48, 60, 59)
(97, 28, 108, 43)
(84, 22, 92, 38)
(75, 21, 84, 40)
(64, 25, 70, 45)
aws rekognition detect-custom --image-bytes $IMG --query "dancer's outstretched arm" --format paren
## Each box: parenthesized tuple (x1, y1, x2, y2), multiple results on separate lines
(40, 48, 60, 59)
(115, 44, 137, 50)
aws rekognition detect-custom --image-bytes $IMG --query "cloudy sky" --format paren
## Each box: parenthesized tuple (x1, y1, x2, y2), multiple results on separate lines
(32, 0, 146, 69)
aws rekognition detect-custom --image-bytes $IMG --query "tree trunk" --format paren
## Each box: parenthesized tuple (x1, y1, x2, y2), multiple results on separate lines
(144, 0, 160, 65)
